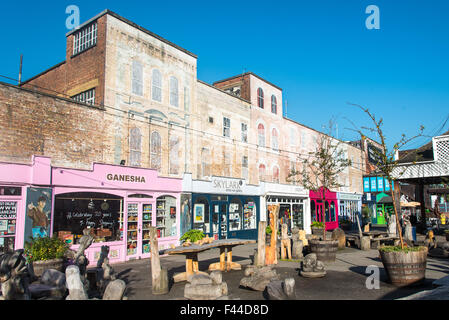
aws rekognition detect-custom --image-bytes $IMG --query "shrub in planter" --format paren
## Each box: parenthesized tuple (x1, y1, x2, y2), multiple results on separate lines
(311, 221, 325, 237)
(24, 236, 69, 277)
(379, 245, 428, 286)
(180, 229, 205, 243)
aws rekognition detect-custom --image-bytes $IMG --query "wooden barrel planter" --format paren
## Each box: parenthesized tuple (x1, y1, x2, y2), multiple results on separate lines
(31, 258, 65, 278)
(309, 239, 339, 263)
(379, 247, 428, 286)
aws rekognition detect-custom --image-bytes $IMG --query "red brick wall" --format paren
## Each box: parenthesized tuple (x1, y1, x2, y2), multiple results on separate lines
(0, 82, 107, 168)
(213, 74, 251, 101)
(22, 15, 107, 106)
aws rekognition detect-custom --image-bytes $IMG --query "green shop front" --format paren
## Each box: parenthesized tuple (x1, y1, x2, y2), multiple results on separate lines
(181, 174, 260, 240)
(363, 176, 394, 225)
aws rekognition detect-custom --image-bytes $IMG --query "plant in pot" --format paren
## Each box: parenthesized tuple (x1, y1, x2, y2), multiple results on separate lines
(24, 236, 69, 278)
(351, 102, 427, 286)
(311, 221, 325, 235)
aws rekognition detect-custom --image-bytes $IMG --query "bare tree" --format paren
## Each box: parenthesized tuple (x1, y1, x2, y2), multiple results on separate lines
(288, 121, 352, 240)
(348, 102, 424, 249)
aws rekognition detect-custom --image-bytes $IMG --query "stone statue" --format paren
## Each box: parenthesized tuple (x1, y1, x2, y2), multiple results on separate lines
(300, 253, 326, 278)
(403, 216, 414, 245)
(75, 227, 94, 276)
(291, 227, 304, 259)
(0, 250, 31, 300)
(96, 246, 116, 293)
(387, 214, 397, 237)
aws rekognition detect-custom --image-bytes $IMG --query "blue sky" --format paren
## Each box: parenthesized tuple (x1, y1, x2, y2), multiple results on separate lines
(1, 0, 448, 151)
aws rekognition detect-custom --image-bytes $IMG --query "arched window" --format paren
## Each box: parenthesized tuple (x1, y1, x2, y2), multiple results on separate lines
(271, 95, 277, 114)
(258, 164, 266, 182)
(258, 124, 265, 147)
(170, 76, 179, 107)
(272, 166, 280, 183)
(150, 131, 162, 172)
(272, 128, 279, 151)
(152, 69, 162, 102)
(129, 127, 141, 167)
(169, 135, 179, 175)
(257, 88, 264, 109)
(131, 60, 143, 96)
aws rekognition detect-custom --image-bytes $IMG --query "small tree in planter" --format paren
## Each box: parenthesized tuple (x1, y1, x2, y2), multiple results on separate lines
(24, 236, 69, 278)
(350, 103, 427, 286)
(288, 121, 352, 240)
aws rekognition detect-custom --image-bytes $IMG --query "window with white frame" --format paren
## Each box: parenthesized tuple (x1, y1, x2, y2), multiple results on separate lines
(129, 127, 142, 167)
(241, 123, 248, 143)
(271, 95, 277, 114)
(170, 76, 179, 107)
(242, 156, 249, 180)
(272, 128, 279, 151)
(132, 60, 143, 96)
(73, 22, 97, 55)
(257, 88, 264, 109)
(223, 117, 231, 138)
(72, 88, 95, 105)
(152, 69, 162, 102)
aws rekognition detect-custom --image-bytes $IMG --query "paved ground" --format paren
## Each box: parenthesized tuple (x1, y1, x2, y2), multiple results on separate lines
(109, 240, 449, 300)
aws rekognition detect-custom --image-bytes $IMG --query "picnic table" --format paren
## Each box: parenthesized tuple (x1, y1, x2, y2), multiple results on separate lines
(363, 231, 399, 248)
(164, 239, 256, 283)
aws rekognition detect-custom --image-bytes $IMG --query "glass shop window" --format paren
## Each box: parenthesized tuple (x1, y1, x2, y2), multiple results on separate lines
(229, 198, 243, 231)
(193, 197, 210, 234)
(330, 201, 336, 222)
(325, 201, 330, 222)
(243, 198, 257, 230)
(53, 193, 123, 245)
(156, 196, 177, 238)
(292, 203, 304, 230)
(0, 201, 18, 254)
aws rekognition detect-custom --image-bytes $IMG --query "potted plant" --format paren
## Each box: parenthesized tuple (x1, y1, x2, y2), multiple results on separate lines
(311, 221, 325, 235)
(379, 245, 428, 286)
(351, 103, 426, 285)
(24, 236, 69, 278)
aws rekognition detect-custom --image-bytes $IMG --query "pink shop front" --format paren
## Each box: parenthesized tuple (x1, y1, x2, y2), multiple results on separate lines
(0, 156, 182, 265)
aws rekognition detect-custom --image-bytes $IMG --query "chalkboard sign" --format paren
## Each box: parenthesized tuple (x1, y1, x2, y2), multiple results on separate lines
(0, 202, 17, 219)
(66, 210, 115, 229)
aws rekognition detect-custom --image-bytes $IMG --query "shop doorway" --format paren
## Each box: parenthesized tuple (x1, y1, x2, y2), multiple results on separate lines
(126, 198, 154, 260)
(210, 202, 227, 240)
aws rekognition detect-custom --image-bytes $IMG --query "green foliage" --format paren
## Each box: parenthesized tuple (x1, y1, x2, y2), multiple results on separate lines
(379, 245, 426, 253)
(24, 237, 69, 262)
(266, 226, 272, 235)
(180, 229, 205, 243)
(311, 221, 325, 229)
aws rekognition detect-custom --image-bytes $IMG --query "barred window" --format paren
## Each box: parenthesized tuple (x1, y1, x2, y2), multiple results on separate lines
(152, 69, 162, 102)
(73, 22, 98, 55)
(72, 88, 95, 105)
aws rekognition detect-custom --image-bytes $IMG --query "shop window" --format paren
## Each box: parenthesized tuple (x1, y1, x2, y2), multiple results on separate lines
(53, 193, 124, 245)
(325, 201, 330, 222)
(243, 198, 257, 230)
(169, 135, 179, 175)
(0, 201, 18, 254)
(330, 201, 336, 222)
(156, 196, 177, 238)
(152, 69, 162, 102)
(258, 124, 265, 147)
(0, 186, 22, 196)
(129, 127, 142, 167)
(292, 203, 304, 229)
(150, 131, 162, 172)
(193, 197, 210, 234)
(229, 198, 243, 231)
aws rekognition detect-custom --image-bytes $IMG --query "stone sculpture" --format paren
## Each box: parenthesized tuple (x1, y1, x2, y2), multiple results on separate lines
(96, 245, 116, 294)
(299, 253, 326, 278)
(0, 250, 31, 300)
(403, 216, 414, 245)
(331, 228, 346, 250)
(387, 214, 397, 237)
(280, 224, 292, 260)
(291, 227, 304, 259)
(239, 265, 280, 291)
(265, 278, 296, 300)
(74, 228, 94, 276)
(184, 271, 228, 300)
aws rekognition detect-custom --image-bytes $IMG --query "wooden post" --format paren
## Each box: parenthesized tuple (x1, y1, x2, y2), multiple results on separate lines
(149, 227, 168, 295)
(257, 221, 267, 267)
(265, 205, 279, 265)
